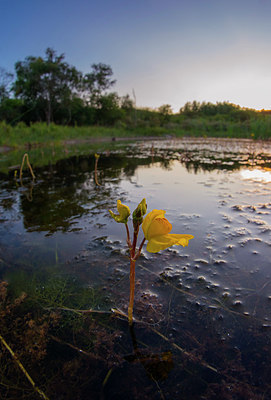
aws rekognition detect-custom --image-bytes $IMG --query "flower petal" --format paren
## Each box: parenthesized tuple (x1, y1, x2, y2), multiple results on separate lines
(169, 234, 194, 247)
(146, 234, 194, 253)
(109, 200, 130, 223)
(142, 209, 166, 239)
(117, 200, 130, 219)
(147, 217, 172, 239)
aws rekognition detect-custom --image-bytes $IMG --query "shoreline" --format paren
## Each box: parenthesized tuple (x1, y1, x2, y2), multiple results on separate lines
(1, 134, 271, 156)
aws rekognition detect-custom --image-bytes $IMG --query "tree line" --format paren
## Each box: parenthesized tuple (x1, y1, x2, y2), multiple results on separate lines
(0, 48, 135, 126)
(0, 48, 267, 128)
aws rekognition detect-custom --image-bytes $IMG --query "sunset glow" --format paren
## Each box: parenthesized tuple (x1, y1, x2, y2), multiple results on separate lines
(241, 168, 271, 183)
(1, 0, 271, 111)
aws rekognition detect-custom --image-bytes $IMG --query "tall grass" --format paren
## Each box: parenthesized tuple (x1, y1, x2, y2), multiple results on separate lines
(171, 116, 271, 139)
(0, 116, 270, 148)
(0, 122, 132, 147)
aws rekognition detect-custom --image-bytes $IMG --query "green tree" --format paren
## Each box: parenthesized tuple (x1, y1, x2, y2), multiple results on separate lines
(0, 98, 24, 124)
(158, 104, 172, 115)
(83, 63, 116, 107)
(13, 48, 81, 125)
(158, 104, 173, 125)
(95, 92, 124, 125)
(121, 94, 134, 111)
(179, 101, 194, 116)
(0, 67, 13, 102)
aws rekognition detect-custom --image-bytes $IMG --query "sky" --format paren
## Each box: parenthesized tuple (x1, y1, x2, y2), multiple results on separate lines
(1, 0, 271, 112)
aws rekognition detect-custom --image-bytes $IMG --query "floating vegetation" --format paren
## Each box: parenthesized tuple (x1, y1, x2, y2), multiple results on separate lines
(1, 138, 271, 399)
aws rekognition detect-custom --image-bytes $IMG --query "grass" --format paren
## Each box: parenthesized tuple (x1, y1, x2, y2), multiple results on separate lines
(0, 116, 271, 150)
(0, 116, 270, 175)
(169, 116, 271, 139)
(0, 121, 131, 147)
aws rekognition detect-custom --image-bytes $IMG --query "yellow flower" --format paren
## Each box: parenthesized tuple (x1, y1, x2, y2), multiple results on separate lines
(109, 200, 130, 224)
(142, 209, 194, 253)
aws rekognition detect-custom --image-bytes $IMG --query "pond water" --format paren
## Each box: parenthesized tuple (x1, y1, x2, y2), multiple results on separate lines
(0, 137, 271, 399)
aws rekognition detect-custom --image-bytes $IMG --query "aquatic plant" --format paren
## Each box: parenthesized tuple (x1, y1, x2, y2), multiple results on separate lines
(94, 153, 100, 186)
(19, 153, 35, 182)
(109, 199, 194, 324)
(12, 153, 36, 201)
(0, 274, 121, 400)
(0, 332, 49, 400)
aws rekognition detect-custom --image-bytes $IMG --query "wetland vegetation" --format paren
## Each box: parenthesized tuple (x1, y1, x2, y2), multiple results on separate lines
(1, 46, 271, 400)
(1, 48, 271, 150)
(0, 137, 271, 399)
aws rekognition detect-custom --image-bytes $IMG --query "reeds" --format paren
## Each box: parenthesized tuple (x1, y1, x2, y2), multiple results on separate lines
(19, 153, 35, 182)
(1, 117, 270, 149)
(94, 153, 100, 186)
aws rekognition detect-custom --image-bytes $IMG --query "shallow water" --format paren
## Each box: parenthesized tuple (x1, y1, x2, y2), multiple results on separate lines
(0, 137, 271, 399)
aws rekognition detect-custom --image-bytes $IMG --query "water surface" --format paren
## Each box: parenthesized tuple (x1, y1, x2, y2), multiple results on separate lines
(0, 137, 271, 399)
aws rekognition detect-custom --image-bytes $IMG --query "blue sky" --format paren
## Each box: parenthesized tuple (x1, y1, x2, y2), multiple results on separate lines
(1, 0, 271, 111)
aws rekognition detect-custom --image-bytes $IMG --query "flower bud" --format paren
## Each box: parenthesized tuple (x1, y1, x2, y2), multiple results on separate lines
(132, 198, 147, 228)
(109, 200, 130, 224)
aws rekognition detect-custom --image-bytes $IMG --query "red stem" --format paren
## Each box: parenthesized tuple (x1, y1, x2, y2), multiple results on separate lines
(128, 258, 136, 324)
(125, 223, 132, 249)
(134, 238, 146, 260)
(128, 225, 139, 324)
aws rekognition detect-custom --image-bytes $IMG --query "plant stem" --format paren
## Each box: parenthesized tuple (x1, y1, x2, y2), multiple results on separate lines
(128, 258, 136, 325)
(0, 333, 49, 400)
(128, 225, 139, 325)
(125, 223, 132, 248)
(94, 156, 100, 186)
(135, 238, 146, 260)
(19, 153, 35, 183)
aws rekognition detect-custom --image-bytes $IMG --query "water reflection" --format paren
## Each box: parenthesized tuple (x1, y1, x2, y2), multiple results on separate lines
(241, 167, 271, 182)
(1, 138, 271, 399)
(1, 139, 269, 233)
(126, 325, 174, 381)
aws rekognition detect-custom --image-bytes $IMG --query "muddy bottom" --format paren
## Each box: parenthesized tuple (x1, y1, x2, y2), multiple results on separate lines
(0, 137, 271, 399)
